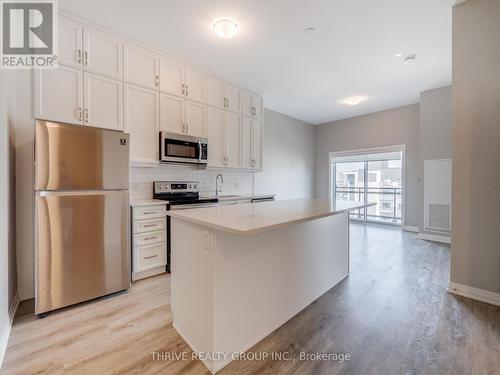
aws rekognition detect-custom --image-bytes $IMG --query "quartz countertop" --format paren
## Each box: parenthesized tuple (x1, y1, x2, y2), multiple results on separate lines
(130, 199, 168, 207)
(167, 199, 374, 235)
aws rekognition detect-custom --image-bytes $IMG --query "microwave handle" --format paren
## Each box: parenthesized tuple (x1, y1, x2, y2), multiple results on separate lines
(198, 141, 202, 163)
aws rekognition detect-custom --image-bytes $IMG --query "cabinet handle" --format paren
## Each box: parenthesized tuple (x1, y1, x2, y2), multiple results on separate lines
(186, 123, 189, 134)
(84, 51, 88, 66)
(76, 49, 82, 64)
(155, 75, 159, 87)
(76, 107, 82, 121)
(143, 236, 158, 241)
(185, 89, 189, 97)
(84, 108, 89, 123)
(144, 255, 158, 260)
(143, 211, 156, 215)
(143, 224, 157, 228)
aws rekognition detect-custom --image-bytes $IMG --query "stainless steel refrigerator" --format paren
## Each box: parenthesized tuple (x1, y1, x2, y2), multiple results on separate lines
(35, 120, 130, 316)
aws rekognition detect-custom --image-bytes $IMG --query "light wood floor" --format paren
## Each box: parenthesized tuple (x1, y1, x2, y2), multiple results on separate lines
(2, 224, 499, 374)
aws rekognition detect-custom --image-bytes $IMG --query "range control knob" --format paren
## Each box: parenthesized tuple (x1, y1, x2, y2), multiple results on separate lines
(194, 184, 198, 189)
(188, 184, 192, 188)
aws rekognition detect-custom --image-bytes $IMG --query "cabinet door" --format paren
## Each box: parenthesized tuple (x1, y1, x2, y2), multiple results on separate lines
(160, 94, 184, 135)
(184, 67, 207, 104)
(34, 65, 84, 125)
(123, 44, 159, 90)
(253, 96, 263, 119)
(225, 83, 241, 113)
(83, 28, 123, 80)
(159, 56, 184, 97)
(252, 119, 262, 169)
(84, 73, 123, 131)
(225, 112, 241, 168)
(184, 101, 206, 137)
(207, 107, 225, 167)
(241, 116, 252, 169)
(124, 84, 159, 163)
(59, 18, 83, 69)
(241, 90, 253, 117)
(207, 76, 225, 109)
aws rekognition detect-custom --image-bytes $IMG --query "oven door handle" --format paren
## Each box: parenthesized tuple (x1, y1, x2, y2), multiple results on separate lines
(170, 203, 218, 210)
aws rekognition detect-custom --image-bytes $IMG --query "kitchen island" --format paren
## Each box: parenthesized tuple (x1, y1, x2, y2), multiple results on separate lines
(168, 199, 372, 373)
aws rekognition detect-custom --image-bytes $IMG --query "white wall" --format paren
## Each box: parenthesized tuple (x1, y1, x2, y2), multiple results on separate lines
(254, 109, 315, 199)
(451, 0, 500, 295)
(314, 104, 421, 228)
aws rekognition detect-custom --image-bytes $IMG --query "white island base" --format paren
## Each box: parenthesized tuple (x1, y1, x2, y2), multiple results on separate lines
(169, 200, 357, 373)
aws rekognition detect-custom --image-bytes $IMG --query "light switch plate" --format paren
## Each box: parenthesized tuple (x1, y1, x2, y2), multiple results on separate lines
(202, 230, 211, 250)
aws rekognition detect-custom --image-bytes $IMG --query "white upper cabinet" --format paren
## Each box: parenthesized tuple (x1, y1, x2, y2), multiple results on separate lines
(84, 73, 123, 131)
(159, 94, 184, 134)
(252, 119, 262, 169)
(184, 100, 206, 138)
(253, 96, 263, 119)
(241, 116, 252, 169)
(124, 84, 159, 163)
(35, 65, 84, 125)
(225, 83, 241, 113)
(124, 44, 160, 90)
(242, 90, 263, 119)
(224, 112, 241, 168)
(184, 68, 207, 104)
(59, 18, 83, 69)
(83, 28, 123, 79)
(159, 56, 184, 97)
(207, 76, 225, 109)
(207, 107, 225, 167)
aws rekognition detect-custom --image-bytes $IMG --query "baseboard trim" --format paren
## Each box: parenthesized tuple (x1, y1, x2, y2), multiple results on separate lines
(448, 282, 500, 307)
(418, 232, 451, 244)
(402, 226, 419, 233)
(1, 293, 19, 368)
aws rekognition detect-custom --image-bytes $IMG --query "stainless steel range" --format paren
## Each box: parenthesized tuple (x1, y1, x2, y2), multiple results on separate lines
(153, 181, 217, 272)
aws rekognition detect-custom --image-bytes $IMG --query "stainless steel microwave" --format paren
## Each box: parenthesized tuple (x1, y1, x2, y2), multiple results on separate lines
(159, 132, 208, 165)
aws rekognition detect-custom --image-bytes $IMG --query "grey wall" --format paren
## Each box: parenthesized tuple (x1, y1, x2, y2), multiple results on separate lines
(314, 104, 421, 228)
(254, 109, 315, 199)
(0, 70, 17, 364)
(450, 0, 500, 294)
(419, 86, 452, 235)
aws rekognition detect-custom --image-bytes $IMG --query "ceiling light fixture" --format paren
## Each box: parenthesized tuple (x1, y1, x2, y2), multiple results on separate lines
(304, 27, 316, 35)
(212, 19, 239, 39)
(343, 96, 367, 106)
(404, 54, 417, 64)
(394, 52, 403, 58)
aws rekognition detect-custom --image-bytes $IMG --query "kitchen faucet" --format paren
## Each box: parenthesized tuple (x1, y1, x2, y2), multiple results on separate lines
(216, 173, 224, 197)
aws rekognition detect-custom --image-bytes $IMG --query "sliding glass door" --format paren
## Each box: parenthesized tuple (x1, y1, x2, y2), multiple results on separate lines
(332, 150, 403, 226)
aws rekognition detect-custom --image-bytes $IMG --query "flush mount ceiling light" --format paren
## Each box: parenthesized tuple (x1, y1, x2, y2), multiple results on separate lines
(404, 54, 417, 64)
(394, 52, 403, 58)
(343, 96, 367, 106)
(304, 27, 316, 36)
(212, 19, 239, 39)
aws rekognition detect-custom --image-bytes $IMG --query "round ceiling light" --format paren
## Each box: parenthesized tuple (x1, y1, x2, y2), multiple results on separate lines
(212, 19, 239, 39)
(343, 96, 367, 106)
(404, 54, 417, 64)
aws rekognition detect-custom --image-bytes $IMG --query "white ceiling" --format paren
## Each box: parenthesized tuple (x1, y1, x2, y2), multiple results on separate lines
(59, 0, 454, 124)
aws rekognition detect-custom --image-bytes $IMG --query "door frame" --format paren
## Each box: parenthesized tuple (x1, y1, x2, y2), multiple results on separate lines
(328, 144, 407, 227)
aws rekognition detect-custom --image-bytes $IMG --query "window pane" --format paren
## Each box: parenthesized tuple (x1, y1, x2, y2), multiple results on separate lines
(334, 161, 365, 220)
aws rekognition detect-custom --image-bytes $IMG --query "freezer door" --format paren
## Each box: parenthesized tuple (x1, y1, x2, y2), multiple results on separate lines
(35, 190, 130, 314)
(35, 120, 129, 190)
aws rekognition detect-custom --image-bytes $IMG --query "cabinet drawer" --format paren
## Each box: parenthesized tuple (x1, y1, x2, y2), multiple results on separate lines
(132, 205, 166, 219)
(134, 243, 166, 273)
(133, 217, 166, 233)
(133, 230, 166, 247)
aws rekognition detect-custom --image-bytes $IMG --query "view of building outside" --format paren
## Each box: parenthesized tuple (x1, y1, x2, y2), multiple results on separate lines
(334, 155, 402, 225)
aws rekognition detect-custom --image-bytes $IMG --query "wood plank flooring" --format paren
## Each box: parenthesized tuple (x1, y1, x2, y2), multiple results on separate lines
(2, 224, 499, 374)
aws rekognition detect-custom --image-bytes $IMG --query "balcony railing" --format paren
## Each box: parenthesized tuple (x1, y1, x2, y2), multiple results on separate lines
(335, 186, 402, 224)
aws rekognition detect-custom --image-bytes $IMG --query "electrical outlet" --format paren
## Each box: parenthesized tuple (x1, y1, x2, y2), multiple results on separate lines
(202, 231, 211, 250)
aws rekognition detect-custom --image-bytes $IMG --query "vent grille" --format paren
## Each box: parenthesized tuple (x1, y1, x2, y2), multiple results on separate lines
(427, 204, 451, 232)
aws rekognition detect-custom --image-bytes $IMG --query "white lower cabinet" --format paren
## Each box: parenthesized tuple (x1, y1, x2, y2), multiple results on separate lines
(124, 84, 159, 164)
(35, 65, 84, 125)
(83, 72, 123, 130)
(131, 204, 167, 281)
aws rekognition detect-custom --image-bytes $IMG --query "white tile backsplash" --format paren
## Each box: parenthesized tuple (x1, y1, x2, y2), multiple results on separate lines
(130, 164, 255, 201)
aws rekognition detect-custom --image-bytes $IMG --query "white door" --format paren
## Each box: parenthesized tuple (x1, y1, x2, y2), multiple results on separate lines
(253, 96, 263, 119)
(207, 107, 225, 167)
(34, 65, 84, 125)
(184, 68, 207, 104)
(241, 116, 252, 169)
(207, 76, 225, 109)
(159, 56, 184, 97)
(241, 90, 253, 117)
(83, 28, 123, 80)
(124, 84, 159, 163)
(160, 94, 184, 135)
(184, 101, 206, 137)
(225, 112, 241, 168)
(59, 18, 83, 69)
(225, 83, 241, 113)
(123, 44, 159, 90)
(252, 119, 262, 169)
(84, 73, 123, 131)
